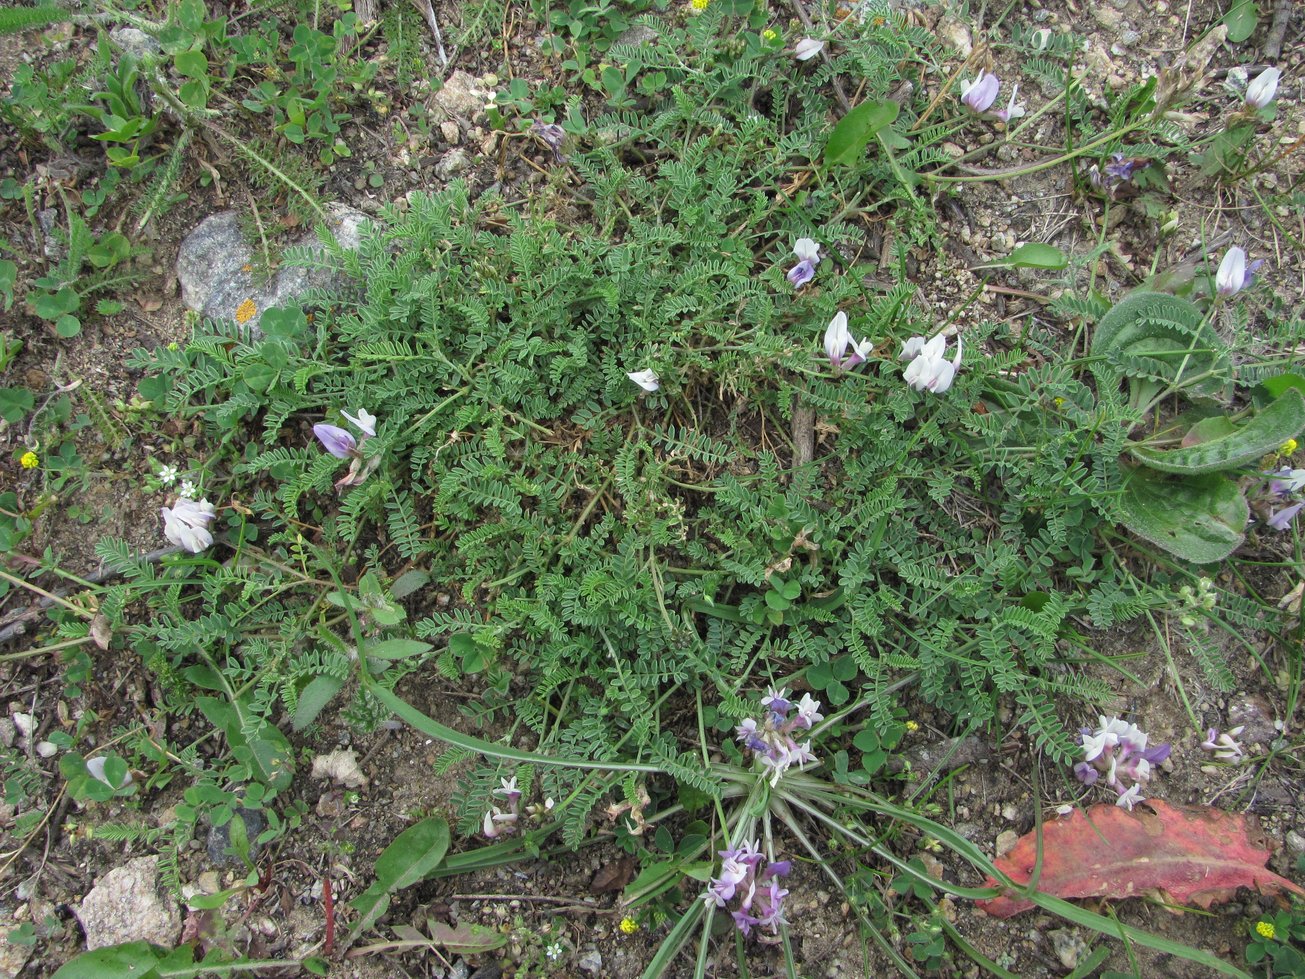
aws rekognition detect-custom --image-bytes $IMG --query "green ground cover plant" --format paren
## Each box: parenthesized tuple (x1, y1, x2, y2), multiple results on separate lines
(1, 0, 1302, 975)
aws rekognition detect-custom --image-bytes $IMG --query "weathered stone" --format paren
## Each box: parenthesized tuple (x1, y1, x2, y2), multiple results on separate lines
(431, 70, 488, 119)
(577, 948, 602, 974)
(109, 27, 160, 60)
(175, 204, 369, 336)
(74, 856, 180, 950)
(206, 807, 266, 866)
(435, 148, 472, 179)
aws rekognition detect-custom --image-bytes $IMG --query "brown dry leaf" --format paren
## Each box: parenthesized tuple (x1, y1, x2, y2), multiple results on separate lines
(135, 293, 164, 313)
(979, 800, 1305, 918)
(90, 612, 112, 650)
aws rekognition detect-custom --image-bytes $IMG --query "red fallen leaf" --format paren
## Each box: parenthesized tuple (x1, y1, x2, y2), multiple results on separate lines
(978, 800, 1305, 918)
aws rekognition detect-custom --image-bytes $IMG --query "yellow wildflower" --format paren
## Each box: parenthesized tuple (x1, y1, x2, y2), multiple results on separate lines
(619, 917, 639, 935)
(1255, 920, 1276, 940)
(235, 298, 257, 324)
(690, 0, 710, 10)
(762, 28, 778, 41)
(20, 451, 40, 469)
(1053, 396, 1066, 407)
(905, 720, 920, 733)
(1281, 438, 1298, 456)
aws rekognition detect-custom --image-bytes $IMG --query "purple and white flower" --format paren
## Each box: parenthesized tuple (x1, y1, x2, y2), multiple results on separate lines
(314, 424, 357, 459)
(1215, 246, 1264, 297)
(822, 312, 873, 372)
(160, 497, 217, 553)
(960, 71, 1000, 113)
(704, 841, 791, 940)
(1268, 501, 1304, 531)
(787, 238, 821, 289)
(737, 687, 822, 785)
(1074, 715, 1170, 807)
(1201, 725, 1247, 763)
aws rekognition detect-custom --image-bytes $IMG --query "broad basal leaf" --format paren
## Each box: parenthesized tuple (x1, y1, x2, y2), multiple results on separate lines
(978, 800, 1305, 918)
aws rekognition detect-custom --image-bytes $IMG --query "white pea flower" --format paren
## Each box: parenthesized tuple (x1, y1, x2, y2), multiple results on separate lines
(627, 369, 660, 392)
(160, 497, 217, 553)
(794, 38, 824, 61)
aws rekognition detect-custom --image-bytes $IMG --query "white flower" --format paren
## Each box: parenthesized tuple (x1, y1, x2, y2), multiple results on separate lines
(795, 693, 824, 727)
(341, 407, 377, 437)
(1216, 246, 1247, 296)
(627, 369, 660, 392)
(160, 497, 217, 553)
(792, 238, 820, 263)
(1115, 783, 1143, 810)
(822, 311, 851, 366)
(901, 333, 963, 394)
(178, 479, 198, 499)
(995, 84, 1025, 121)
(157, 464, 179, 486)
(1081, 729, 1113, 762)
(898, 336, 926, 361)
(1245, 66, 1281, 108)
(794, 37, 824, 61)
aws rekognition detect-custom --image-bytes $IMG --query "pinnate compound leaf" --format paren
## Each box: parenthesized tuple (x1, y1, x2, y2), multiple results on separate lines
(978, 800, 1305, 918)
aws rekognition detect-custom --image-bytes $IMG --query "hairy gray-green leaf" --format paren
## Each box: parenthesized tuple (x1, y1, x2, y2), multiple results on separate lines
(1115, 467, 1247, 563)
(1131, 388, 1305, 473)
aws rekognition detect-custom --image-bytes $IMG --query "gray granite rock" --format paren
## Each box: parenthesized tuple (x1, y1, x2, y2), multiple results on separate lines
(176, 204, 369, 336)
(74, 856, 180, 950)
(431, 70, 488, 119)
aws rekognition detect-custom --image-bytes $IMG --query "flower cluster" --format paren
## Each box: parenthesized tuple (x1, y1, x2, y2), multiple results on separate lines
(482, 777, 522, 839)
(313, 408, 380, 490)
(736, 686, 822, 785)
(959, 70, 1024, 122)
(1264, 466, 1304, 531)
(160, 497, 218, 554)
(481, 776, 554, 839)
(1073, 716, 1170, 810)
(900, 333, 963, 394)
(1201, 725, 1246, 764)
(703, 839, 790, 939)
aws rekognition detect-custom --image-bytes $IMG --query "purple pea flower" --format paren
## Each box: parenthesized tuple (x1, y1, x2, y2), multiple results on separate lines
(1269, 468, 1305, 496)
(1268, 501, 1304, 531)
(704, 842, 791, 940)
(313, 424, 357, 459)
(787, 238, 821, 289)
(960, 71, 1001, 113)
